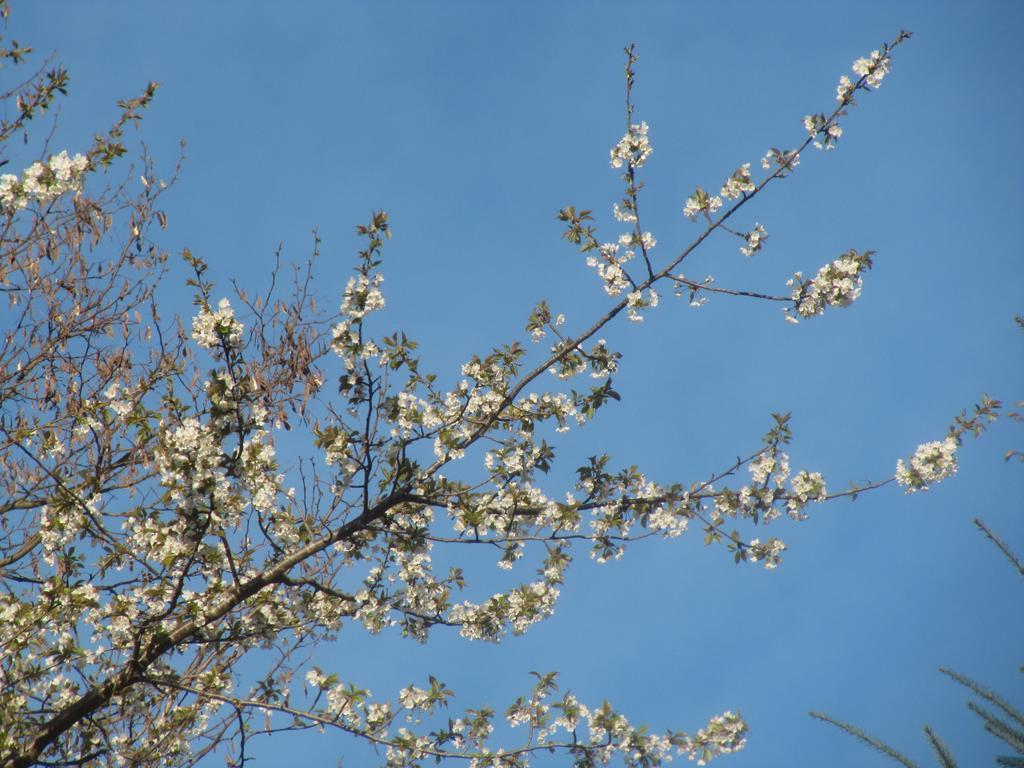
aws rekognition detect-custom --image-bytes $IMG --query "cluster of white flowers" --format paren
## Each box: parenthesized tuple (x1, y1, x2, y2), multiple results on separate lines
(397, 685, 432, 712)
(852, 49, 891, 88)
(787, 470, 827, 518)
(191, 298, 244, 351)
(749, 452, 790, 488)
(485, 442, 550, 475)
(449, 580, 560, 640)
(586, 241, 633, 296)
(152, 417, 235, 524)
(747, 538, 786, 570)
(740, 224, 767, 257)
(683, 186, 723, 221)
(0, 150, 88, 210)
(332, 272, 386, 369)
(391, 390, 445, 438)
(529, 311, 565, 343)
(39, 494, 102, 566)
(395, 558, 448, 621)
(324, 682, 361, 723)
(145, 406, 287, 580)
(895, 437, 958, 493)
(366, 701, 393, 733)
(506, 689, 555, 734)
(584, 473, 688, 561)
(836, 75, 855, 103)
(803, 113, 844, 150)
(451, 486, 562, 542)
(334, 680, 748, 768)
(240, 429, 286, 516)
(395, 684, 444, 728)
(720, 163, 755, 200)
(550, 694, 587, 732)
(784, 250, 872, 322)
(646, 500, 690, 538)
(306, 668, 328, 689)
(609, 121, 652, 169)
(103, 382, 135, 419)
(341, 272, 385, 320)
(394, 351, 585, 465)
(612, 201, 637, 223)
(323, 428, 356, 475)
(625, 287, 659, 323)
(688, 710, 748, 765)
(547, 338, 618, 382)
(805, 48, 892, 154)
(704, 450, 825, 544)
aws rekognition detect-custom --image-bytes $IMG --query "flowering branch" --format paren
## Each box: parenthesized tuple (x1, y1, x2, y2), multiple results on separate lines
(0, 18, 994, 768)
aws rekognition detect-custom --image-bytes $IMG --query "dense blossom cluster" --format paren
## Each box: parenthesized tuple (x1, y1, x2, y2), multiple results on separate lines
(788, 470, 827, 517)
(586, 241, 633, 296)
(449, 581, 560, 639)
(332, 271, 387, 371)
(38, 495, 102, 566)
(0, 150, 88, 210)
(895, 437, 959, 493)
(852, 49, 891, 88)
(689, 711, 748, 765)
(784, 249, 874, 322)
(836, 75, 855, 103)
(746, 538, 787, 569)
(609, 121, 652, 169)
(720, 164, 755, 200)
(191, 297, 244, 350)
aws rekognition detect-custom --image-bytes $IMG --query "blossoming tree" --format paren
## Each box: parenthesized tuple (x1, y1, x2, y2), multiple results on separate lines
(0, 8, 1001, 768)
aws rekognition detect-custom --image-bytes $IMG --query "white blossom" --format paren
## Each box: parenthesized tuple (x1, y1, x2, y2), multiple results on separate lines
(0, 150, 88, 210)
(896, 437, 958, 493)
(683, 187, 723, 221)
(788, 470, 826, 518)
(852, 49, 891, 88)
(740, 224, 767, 257)
(836, 74, 855, 102)
(747, 538, 786, 570)
(720, 163, 755, 200)
(613, 202, 637, 222)
(761, 148, 800, 172)
(610, 121, 652, 169)
(191, 298, 244, 351)
(586, 242, 633, 296)
(785, 250, 873, 322)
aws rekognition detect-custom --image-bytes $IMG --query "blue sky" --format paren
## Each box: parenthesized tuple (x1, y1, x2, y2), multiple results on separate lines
(18, 2, 1024, 766)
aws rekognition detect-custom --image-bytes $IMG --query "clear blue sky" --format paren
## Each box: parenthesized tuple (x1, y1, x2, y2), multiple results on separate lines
(18, 2, 1024, 766)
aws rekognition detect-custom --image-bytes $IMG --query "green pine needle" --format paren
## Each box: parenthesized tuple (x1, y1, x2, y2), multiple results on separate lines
(942, 667, 1024, 731)
(810, 711, 920, 768)
(923, 726, 958, 768)
(973, 519, 1024, 579)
